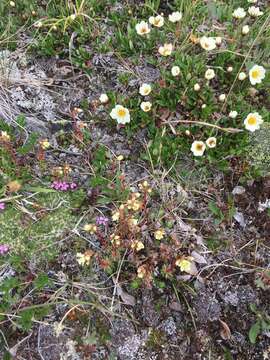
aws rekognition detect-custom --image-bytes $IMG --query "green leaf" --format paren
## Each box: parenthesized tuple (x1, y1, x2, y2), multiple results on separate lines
(249, 322, 261, 344)
(34, 273, 51, 290)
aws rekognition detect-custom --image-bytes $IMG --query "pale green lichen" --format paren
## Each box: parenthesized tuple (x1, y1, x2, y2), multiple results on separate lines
(248, 123, 270, 176)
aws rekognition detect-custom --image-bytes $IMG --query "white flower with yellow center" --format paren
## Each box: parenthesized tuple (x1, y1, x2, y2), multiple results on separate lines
(229, 111, 238, 119)
(249, 65, 266, 85)
(242, 25, 250, 35)
(168, 11, 182, 23)
(244, 112, 263, 132)
(248, 6, 263, 17)
(149, 15, 164, 28)
(205, 68, 215, 80)
(158, 43, 173, 56)
(233, 8, 246, 19)
(140, 101, 152, 112)
(171, 65, 180, 77)
(238, 72, 247, 81)
(110, 105, 130, 124)
(199, 36, 216, 51)
(139, 83, 152, 96)
(206, 137, 217, 148)
(191, 141, 206, 156)
(135, 21, 151, 36)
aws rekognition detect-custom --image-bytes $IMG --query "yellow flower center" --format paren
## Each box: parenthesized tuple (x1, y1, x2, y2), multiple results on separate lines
(141, 27, 147, 33)
(196, 144, 203, 151)
(247, 116, 257, 125)
(251, 69, 260, 79)
(117, 108, 126, 117)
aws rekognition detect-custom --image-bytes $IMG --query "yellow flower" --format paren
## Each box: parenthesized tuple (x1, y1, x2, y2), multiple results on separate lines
(149, 15, 164, 28)
(110, 234, 121, 246)
(199, 36, 216, 51)
(112, 210, 120, 222)
(135, 21, 151, 36)
(154, 228, 165, 240)
(168, 11, 182, 23)
(137, 265, 147, 278)
(131, 241, 144, 252)
(191, 141, 206, 156)
(76, 250, 93, 266)
(116, 155, 124, 161)
(83, 224, 97, 233)
(139, 83, 152, 96)
(205, 68, 215, 80)
(138, 180, 152, 193)
(158, 43, 173, 56)
(249, 65, 266, 85)
(110, 105, 130, 124)
(206, 137, 217, 148)
(140, 101, 152, 112)
(0, 131, 11, 142)
(175, 258, 192, 273)
(40, 139, 50, 150)
(244, 112, 263, 132)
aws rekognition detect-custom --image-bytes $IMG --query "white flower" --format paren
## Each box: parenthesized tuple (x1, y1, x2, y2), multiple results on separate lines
(140, 101, 152, 112)
(158, 43, 173, 56)
(135, 21, 151, 36)
(215, 37, 222, 46)
(194, 83, 201, 91)
(199, 36, 216, 51)
(201, 104, 206, 109)
(206, 137, 217, 148)
(110, 105, 130, 124)
(227, 66, 233, 72)
(249, 64, 266, 85)
(10, 1, 15, 6)
(248, 6, 263, 17)
(70, 14, 76, 21)
(139, 83, 152, 96)
(219, 94, 226, 102)
(99, 93, 109, 104)
(229, 111, 238, 119)
(205, 68, 215, 80)
(238, 72, 247, 81)
(191, 141, 206, 156)
(233, 8, 246, 19)
(149, 15, 164, 27)
(247, 0, 257, 2)
(242, 25, 250, 35)
(244, 112, 263, 132)
(171, 66, 180, 76)
(168, 11, 182, 23)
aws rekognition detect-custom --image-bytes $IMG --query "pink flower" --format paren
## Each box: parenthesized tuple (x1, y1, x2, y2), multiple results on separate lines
(0, 202, 5, 211)
(0, 244, 10, 255)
